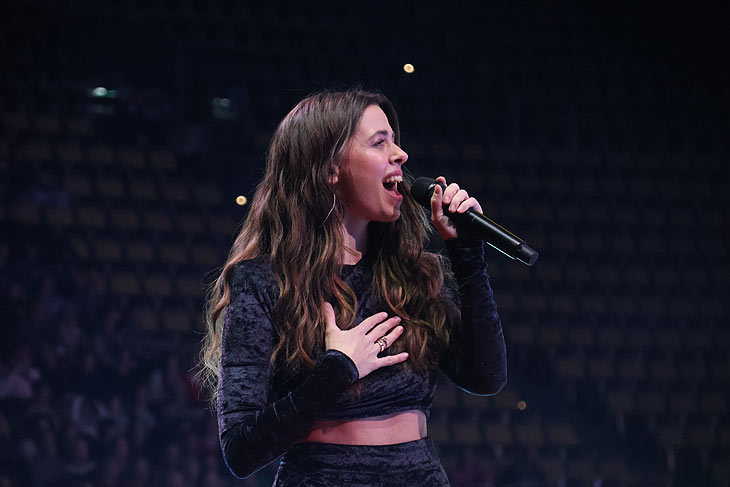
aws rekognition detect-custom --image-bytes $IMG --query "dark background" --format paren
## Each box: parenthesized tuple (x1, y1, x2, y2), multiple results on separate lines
(1, 1, 728, 486)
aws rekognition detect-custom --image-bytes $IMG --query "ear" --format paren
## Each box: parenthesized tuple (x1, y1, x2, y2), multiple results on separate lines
(328, 165, 340, 185)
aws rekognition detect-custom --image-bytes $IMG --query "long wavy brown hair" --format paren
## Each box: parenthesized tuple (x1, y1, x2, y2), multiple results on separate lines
(199, 89, 456, 403)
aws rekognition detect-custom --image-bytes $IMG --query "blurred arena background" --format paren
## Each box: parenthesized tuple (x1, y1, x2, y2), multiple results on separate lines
(1, 1, 728, 486)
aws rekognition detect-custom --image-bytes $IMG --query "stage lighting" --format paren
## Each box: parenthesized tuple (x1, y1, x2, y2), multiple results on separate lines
(91, 87, 117, 98)
(212, 97, 237, 120)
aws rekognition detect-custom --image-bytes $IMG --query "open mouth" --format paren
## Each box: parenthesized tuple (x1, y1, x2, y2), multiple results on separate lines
(382, 175, 403, 195)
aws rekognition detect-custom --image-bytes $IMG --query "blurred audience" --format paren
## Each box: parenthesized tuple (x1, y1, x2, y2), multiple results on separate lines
(0, 230, 253, 486)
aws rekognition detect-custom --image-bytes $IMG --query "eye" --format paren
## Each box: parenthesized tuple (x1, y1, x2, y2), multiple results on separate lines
(374, 139, 386, 147)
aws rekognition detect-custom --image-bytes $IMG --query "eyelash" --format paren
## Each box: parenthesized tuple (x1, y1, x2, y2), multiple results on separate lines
(376, 138, 396, 146)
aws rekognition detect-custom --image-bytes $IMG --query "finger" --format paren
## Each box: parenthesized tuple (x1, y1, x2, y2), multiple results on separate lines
(355, 311, 390, 334)
(378, 352, 409, 367)
(447, 189, 470, 212)
(367, 316, 402, 339)
(430, 183, 444, 220)
(442, 183, 460, 205)
(456, 197, 483, 214)
(321, 302, 338, 332)
(382, 324, 405, 345)
(372, 324, 405, 353)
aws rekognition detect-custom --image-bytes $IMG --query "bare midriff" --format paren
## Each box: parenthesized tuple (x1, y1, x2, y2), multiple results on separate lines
(300, 410, 427, 445)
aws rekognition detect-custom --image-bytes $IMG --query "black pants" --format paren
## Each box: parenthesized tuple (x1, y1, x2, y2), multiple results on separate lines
(273, 437, 450, 486)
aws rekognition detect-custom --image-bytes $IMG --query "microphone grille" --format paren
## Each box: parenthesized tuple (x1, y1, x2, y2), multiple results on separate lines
(410, 177, 438, 208)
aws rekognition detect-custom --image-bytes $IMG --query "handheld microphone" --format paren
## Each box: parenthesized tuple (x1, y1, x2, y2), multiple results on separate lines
(410, 177, 539, 266)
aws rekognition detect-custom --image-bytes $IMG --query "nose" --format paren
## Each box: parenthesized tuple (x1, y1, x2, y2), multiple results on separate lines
(391, 143, 408, 166)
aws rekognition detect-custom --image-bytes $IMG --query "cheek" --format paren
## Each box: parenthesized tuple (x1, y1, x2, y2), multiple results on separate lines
(345, 182, 384, 213)
(345, 168, 381, 194)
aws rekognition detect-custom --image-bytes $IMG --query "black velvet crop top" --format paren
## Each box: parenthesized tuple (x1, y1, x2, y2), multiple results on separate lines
(217, 238, 507, 478)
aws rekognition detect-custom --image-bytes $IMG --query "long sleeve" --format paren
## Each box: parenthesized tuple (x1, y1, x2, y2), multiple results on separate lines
(217, 261, 359, 479)
(438, 238, 507, 395)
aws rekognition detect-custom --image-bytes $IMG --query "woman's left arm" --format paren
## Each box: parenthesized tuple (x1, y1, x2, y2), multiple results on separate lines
(429, 176, 507, 395)
(438, 238, 507, 395)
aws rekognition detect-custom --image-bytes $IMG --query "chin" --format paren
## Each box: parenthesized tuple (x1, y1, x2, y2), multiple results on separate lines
(385, 209, 401, 222)
(371, 211, 400, 223)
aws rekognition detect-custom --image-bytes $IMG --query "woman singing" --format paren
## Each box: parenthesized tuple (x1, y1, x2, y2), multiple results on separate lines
(199, 89, 507, 486)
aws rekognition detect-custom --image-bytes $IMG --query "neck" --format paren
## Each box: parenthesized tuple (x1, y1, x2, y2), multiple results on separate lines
(341, 215, 368, 265)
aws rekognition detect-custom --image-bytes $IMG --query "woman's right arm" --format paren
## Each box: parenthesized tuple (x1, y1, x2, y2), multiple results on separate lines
(217, 264, 359, 479)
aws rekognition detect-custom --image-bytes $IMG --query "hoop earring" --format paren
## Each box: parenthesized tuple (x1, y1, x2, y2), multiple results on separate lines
(322, 193, 337, 224)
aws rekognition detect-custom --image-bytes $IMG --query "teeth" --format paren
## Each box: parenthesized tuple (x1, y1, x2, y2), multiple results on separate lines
(383, 175, 403, 184)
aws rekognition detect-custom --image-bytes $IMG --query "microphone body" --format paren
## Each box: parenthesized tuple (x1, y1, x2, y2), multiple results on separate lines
(411, 177, 539, 266)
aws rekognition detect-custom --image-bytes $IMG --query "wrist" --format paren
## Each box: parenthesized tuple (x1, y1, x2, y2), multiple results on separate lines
(444, 236, 484, 249)
(321, 349, 359, 384)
